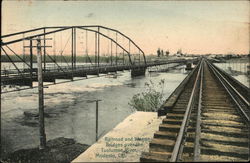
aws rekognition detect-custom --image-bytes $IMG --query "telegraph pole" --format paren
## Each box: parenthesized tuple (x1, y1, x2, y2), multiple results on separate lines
(29, 40, 33, 88)
(95, 32, 97, 66)
(97, 27, 100, 76)
(37, 36, 46, 149)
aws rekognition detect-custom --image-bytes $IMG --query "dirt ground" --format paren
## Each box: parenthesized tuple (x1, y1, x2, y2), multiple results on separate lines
(1, 137, 89, 163)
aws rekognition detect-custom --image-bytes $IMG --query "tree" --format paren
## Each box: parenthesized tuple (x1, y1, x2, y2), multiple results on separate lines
(161, 50, 164, 56)
(157, 48, 161, 57)
(165, 50, 169, 57)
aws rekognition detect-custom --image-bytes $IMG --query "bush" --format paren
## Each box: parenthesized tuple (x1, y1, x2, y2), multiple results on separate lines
(129, 79, 165, 112)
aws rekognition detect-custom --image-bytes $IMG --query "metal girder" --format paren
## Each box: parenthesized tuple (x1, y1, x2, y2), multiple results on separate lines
(1, 25, 147, 65)
(1, 27, 71, 46)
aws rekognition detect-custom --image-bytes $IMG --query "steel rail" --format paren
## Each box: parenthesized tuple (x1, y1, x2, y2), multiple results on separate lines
(193, 59, 204, 161)
(212, 63, 249, 101)
(207, 60, 249, 106)
(206, 60, 249, 122)
(211, 63, 249, 106)
(170, 59, 203, 162)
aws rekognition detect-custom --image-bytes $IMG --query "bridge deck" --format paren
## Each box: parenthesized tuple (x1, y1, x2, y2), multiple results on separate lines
(1, 59, 188, 86)
(140, 59, 249, 162)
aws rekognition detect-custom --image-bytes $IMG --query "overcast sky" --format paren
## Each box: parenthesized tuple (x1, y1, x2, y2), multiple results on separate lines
(2, 0, 249, 54)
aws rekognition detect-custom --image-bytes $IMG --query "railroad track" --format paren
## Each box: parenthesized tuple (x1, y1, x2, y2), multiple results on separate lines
(140, 58, 249, 162)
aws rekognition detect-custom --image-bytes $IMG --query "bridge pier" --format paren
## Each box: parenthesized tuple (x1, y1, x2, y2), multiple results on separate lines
(131, 67, 146, 77)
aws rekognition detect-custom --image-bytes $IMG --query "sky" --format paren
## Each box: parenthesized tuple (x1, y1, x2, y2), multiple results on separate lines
(2, 0, 250, 55)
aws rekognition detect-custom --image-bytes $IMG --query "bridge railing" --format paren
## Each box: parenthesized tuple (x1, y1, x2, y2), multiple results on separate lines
(1, 63, 132, 77)
(1, 59, 195, 78)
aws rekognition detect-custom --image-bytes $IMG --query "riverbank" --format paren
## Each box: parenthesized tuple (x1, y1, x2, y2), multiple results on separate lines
(72, 111, 164, 162)
(2, 137, 89, 163)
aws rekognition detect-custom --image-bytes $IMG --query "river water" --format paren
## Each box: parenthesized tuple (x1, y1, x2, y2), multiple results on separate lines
(214, 62, 249, 87)
(1, 61, 249, 155)
(1, 63, 188, 155)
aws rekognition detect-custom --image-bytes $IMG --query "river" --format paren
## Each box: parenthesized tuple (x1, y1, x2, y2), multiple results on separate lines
(1, 60, 249, 156)
(1, 63, 187, 155)
(214, 61, 249, 87)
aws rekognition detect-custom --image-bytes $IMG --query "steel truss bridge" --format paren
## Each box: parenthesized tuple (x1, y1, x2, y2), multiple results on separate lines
(1, 25, 194, 92)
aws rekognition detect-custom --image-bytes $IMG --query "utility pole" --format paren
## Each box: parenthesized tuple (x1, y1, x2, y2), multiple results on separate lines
(43, 28, 46, 72)
(111, 41, 113, 66)
(97, 27, 100, 68)
(24, 36, 51, 149)
(37, 36, 46, 149)
(74, 28, 76, 69)
(23, 34, 26, 69)
(29, 40, 33, 88)
(116, 32, 118, 66)
(71, 27, 74, 78)
(95, 32, 97, 67)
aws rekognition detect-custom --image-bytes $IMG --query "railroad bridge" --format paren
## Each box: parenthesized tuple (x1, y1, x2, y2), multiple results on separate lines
(141, 58, 249, 162)
(2, 26, 247, 161)
(1, 26, 194, 90)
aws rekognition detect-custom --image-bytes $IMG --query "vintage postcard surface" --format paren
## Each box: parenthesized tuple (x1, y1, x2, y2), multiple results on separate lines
(1, 0, 249, 162)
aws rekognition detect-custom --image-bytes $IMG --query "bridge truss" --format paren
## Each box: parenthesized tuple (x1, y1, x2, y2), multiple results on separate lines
(1, 25, 148, 92)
